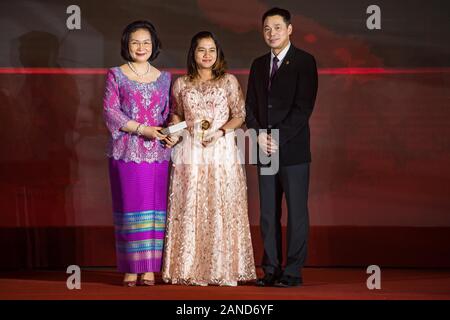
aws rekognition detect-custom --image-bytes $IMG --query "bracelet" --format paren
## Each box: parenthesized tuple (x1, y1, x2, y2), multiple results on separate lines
(139, 125, 146, 136)
(136, 124, 145, 136)
(135, 124, 142, 136)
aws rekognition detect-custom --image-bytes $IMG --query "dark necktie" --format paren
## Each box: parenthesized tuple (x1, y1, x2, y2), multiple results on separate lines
(268, 56, 279, 90)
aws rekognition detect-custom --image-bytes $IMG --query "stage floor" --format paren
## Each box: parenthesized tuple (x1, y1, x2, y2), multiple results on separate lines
(0, 267, 449, 300)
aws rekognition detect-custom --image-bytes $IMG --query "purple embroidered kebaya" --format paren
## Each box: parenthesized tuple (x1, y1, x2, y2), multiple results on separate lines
(103, 66, 172, 274)
(103, 67, 171, 163)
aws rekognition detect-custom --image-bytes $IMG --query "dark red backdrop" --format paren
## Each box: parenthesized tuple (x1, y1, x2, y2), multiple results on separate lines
(1, 0, 449, 269)
(1, 70, 449, 269)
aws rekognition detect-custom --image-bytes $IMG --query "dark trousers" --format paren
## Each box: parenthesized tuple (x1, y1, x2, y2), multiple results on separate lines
(257, 162, 310, 278)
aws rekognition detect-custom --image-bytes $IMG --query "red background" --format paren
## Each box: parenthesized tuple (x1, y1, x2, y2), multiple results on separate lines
(0, 0, 449, 269)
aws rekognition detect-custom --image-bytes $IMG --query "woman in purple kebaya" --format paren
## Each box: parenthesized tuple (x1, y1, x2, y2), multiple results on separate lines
(103, 20, 176, 286)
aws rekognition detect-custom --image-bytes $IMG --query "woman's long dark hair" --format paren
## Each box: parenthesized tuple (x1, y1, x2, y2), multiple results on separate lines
(187, 31, 227, 81)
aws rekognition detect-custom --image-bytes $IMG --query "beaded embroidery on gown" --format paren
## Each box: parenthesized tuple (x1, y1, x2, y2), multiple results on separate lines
(162, 74, 256, 286)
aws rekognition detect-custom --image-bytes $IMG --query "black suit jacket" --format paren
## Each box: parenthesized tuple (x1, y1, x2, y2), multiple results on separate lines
(245, 45, 318, 166)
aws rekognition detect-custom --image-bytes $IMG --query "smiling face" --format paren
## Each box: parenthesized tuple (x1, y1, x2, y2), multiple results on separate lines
(194, 37, 217, 70)
(263, 15, 292, 52)
(128, 28, 152, 63)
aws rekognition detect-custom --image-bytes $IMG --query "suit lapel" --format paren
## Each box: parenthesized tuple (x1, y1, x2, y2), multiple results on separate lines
(262, 53, 270, 92)
(258, 53, 271, 126)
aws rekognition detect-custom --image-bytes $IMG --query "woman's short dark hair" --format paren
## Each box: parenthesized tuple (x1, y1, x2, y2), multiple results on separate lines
(187, 31, 227, 81)
(262, 7, 291, 26)
(120, 20, 161, 62)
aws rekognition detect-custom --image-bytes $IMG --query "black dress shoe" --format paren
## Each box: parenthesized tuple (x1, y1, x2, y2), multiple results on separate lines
(256, 273, 279, 287)
(275, 275, 303, 288)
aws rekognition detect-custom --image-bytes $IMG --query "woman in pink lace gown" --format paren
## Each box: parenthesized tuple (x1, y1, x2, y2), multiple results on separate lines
(162, 31, 256, 286)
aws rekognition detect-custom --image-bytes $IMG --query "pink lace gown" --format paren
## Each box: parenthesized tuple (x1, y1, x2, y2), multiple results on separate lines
(162, 74, 256, 285)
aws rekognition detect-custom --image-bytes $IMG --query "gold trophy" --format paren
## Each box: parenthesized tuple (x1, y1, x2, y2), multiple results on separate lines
(200, 119, 211, 142)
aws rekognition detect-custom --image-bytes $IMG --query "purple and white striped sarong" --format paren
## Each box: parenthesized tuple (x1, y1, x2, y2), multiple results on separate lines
(109, 158, 169, 273)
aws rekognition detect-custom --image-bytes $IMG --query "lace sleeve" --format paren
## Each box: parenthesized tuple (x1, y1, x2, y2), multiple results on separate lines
(226, 74, 246, 119)
(103, 69, 130, 139)
(161, 72, 172, 125)
(170, 76, 184, 119)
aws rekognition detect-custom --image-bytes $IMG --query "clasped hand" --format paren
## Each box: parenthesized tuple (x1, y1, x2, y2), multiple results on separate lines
(143, 126, 180, 148)
(257, 132, 278, 155)
(202, 130, 222, 147)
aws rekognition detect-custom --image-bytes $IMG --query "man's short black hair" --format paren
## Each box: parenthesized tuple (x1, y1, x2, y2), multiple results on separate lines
(120, 20, 161, 62)
(262, 7, 291, 26)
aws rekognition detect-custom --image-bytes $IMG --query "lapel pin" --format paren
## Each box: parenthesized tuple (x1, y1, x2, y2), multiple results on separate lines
(286, 60, 290, 65)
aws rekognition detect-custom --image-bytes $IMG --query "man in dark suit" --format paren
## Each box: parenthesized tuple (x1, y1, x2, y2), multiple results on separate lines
(245, 7, 318, 287)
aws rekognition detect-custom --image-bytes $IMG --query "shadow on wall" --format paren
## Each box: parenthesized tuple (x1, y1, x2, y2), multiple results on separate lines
(0, 31, 81, 268)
